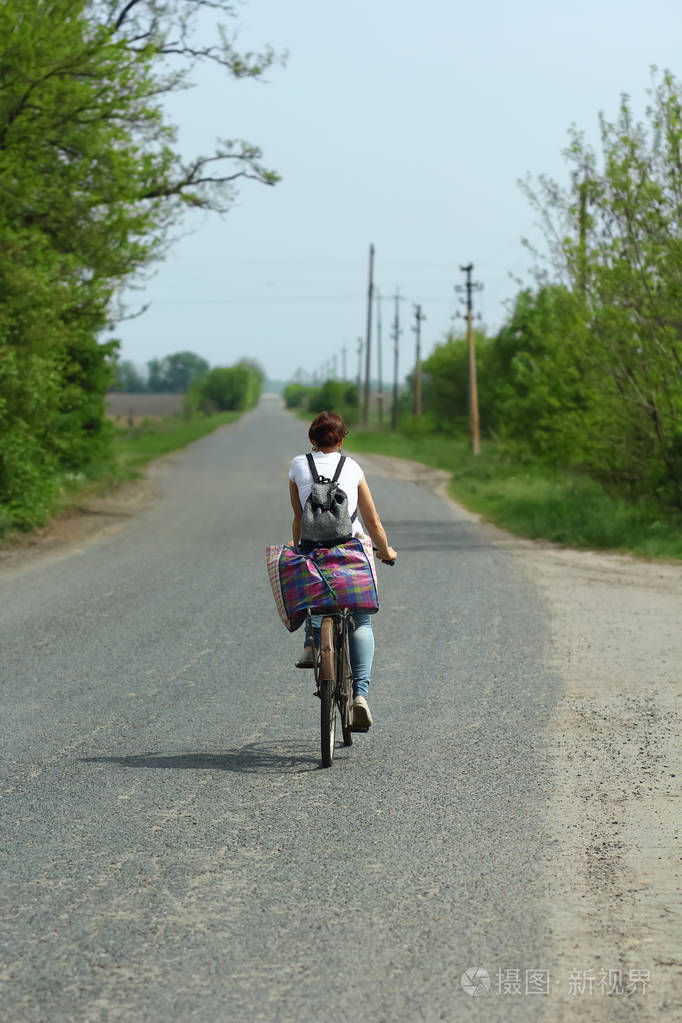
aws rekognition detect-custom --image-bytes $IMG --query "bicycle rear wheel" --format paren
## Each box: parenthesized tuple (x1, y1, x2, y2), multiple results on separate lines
(319, 617, 336, 768)
(339, 621, 353, 747)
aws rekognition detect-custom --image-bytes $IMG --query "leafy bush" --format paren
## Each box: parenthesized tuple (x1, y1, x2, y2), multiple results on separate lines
(283, 383, 310, 408)
(305, 380, 359, 425)
(420, 330, 497, 435)
(197, 362, 263, 412)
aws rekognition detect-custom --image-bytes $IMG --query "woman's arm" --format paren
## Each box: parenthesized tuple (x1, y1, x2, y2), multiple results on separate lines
(289, 479, 303, 546)
(357, 478, 397, 563)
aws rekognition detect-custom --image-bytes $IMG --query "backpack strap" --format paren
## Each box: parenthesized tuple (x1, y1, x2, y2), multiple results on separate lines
(332, 455, 358, 521)
(331, 455, 346, 484)
(306, 453, 346, 484)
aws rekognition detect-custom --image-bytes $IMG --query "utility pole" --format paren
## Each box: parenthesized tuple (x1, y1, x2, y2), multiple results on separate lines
(363, 243, 375, 425)
(341, 346, 347, 381)
(376, 288, 383, 425)
(390, 290, 402, 431)
(412, 303, 426, 417)
(332, 353, 338, 379)
(455, 263, 483, 455)
(356, 336, 363, 394)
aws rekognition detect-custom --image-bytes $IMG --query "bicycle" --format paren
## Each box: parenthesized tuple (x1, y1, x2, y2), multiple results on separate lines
(308, 547, 394, 768)
(308, 607, 361, 768)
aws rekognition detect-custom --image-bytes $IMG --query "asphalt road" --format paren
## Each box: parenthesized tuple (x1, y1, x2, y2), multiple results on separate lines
(0, 397, 565, 1022)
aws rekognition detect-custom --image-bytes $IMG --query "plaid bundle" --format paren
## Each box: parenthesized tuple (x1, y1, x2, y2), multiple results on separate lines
(265, 536, 379, 632)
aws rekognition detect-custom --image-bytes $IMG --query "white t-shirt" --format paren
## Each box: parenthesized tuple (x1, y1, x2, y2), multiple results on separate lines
(289, 451, 365, 536)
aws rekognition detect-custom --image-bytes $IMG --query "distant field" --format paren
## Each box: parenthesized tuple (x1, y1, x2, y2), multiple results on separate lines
(106, 393, 185, 423)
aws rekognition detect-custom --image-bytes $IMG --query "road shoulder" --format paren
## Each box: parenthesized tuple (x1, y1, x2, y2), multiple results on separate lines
(360, 452, 681, 1020)
(520, 543, 681, 1020)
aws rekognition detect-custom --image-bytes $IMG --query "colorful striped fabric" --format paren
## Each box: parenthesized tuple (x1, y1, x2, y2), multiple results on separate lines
(265, 536, 379, 632)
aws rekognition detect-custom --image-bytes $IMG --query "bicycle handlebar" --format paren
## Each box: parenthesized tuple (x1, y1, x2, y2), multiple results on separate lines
(373, 548, 396, 566)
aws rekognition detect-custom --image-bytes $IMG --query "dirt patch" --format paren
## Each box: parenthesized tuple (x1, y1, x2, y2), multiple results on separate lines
(517, 545, 682, 1020)
(106, 392, 185, 424)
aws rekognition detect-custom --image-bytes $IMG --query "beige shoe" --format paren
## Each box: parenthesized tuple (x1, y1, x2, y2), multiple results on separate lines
(295, 646, 314, 669)
(352, 695, 373, 728)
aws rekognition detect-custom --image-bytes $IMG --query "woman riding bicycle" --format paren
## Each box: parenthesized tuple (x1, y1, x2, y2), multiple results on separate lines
(288, 410, 397, 728)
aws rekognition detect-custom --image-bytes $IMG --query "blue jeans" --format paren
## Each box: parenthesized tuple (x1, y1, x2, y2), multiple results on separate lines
(305, 612, 374, 699)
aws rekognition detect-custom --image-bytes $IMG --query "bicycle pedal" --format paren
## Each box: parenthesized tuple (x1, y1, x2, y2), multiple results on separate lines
(350, 724, 370, 733)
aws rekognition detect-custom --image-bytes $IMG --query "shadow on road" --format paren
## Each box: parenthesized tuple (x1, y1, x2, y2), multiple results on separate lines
(382, 519, 554, 552)
(81, 741, 324, 775)
(382, 519, 493, 551)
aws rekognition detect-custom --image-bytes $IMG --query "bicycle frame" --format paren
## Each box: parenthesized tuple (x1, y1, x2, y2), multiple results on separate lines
(307, 607, 354, 766)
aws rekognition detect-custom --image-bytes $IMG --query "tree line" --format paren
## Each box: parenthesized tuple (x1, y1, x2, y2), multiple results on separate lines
(0, 0, 278, 533)
(284, 380, 359, 424)
(112, 352, 210, 394)
(299, 72, 682, 516)
(424, 73, 682, 512)
(109, 350, 265, 414)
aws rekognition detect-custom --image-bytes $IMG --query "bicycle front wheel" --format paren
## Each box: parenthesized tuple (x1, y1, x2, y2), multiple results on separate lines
(319, 617, 336, 768)
(340, 623, 353, 747)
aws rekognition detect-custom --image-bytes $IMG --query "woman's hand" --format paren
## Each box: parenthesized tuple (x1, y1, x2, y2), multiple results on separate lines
(358, 480, 396, 565)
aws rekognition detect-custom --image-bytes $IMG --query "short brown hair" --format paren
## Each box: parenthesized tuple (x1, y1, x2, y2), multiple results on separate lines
(308, 411, 348, 449)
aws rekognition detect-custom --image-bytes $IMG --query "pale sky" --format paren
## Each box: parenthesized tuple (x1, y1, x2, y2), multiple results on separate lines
(115, 0, 682, 382)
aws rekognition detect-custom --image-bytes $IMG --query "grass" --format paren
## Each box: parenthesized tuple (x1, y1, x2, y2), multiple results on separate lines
(34, 411, 241, 526)
(344, 426, 682, 561)
(109, 411, 241, 478)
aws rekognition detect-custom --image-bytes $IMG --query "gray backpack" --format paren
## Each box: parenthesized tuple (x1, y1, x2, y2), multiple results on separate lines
(300, 453, 357, 546)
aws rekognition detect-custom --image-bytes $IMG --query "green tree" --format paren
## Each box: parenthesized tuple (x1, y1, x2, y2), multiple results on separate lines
(111, 360, 147, 393)
(145, 352, 209, 392)
(0, 0, 281, 529)
(488, 287, 589, 463)
(235, 358, 266, 407)
(146, 359, 165, 394)
(420, 330, 495, 433)
(199, 362, 263, 411)
(520, 70, 682, 505)
(283, 383, 310, 408)
(307, 380, 358, 414)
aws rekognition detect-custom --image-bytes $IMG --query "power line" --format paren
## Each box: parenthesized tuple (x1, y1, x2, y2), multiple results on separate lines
(152, 258, 493, 269)
(153, 295, 361, 306)
(149, 294, 482, 308)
